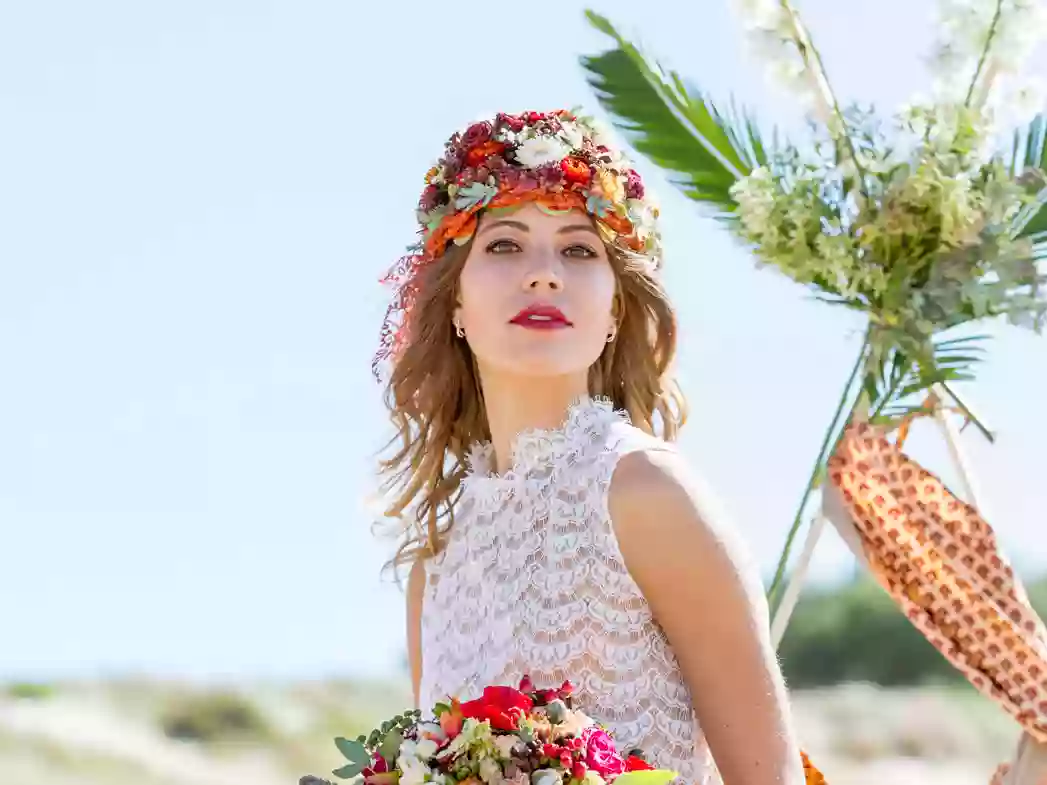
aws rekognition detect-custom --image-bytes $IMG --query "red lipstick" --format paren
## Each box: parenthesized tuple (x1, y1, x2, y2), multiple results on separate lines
(509, 303, 573, 330)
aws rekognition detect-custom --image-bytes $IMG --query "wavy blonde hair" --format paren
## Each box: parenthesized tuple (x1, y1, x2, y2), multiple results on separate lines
(378, 234, 686, 574)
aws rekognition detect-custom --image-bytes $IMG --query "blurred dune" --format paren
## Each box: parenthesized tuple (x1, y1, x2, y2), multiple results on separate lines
(0, 679, 1022, 785)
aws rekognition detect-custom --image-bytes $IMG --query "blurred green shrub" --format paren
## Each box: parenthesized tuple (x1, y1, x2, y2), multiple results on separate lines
(778, 574, 1047, 687)
(159, 690, 273, 744)
(6, 682, 55, 700)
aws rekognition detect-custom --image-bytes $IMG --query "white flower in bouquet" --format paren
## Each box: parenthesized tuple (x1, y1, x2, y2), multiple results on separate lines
(494, 733, 519, 759)
(479, 757, 502, 784)
(553, 708, 595, 739)
(401, 736, 440, 761)
(398, 753, 433, 785)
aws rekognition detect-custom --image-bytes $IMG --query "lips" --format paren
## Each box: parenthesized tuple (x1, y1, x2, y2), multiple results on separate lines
(509, 303, 573, 330)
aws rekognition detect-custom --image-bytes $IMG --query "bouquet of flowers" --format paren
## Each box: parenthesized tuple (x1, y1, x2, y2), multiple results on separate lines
(580, 0, 1047, 613)
(299, 677, 676, 785)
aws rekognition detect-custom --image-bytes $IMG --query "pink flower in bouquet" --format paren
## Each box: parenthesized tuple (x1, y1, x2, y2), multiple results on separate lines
(363, 755, 399, 785)
(581, 727, 626, 779)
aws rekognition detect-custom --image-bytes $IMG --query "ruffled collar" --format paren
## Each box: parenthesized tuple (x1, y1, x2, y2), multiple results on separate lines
(464, 396, 628, 485)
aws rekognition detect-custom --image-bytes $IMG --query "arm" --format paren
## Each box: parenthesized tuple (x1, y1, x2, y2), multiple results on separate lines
(608, 449, 804, 785)
(406, 558, 426, 709)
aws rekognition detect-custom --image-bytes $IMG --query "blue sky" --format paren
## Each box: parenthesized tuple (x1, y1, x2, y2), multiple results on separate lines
(1, 0, 1044, 681)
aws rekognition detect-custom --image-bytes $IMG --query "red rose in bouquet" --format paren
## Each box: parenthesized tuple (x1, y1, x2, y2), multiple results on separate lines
(459, 685, 534, 731)
(625, 756, 654, 772)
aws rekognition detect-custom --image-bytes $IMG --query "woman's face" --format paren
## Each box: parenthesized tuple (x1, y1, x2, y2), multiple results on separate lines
(454, 203, 618, 381)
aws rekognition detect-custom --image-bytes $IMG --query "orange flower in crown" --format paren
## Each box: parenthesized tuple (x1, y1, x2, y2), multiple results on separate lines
(372, 108, 662, 381)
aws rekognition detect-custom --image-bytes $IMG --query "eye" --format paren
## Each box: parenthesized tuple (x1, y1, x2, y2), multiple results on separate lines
(485, 239, 522, 254)
(562, 244, 599, 259)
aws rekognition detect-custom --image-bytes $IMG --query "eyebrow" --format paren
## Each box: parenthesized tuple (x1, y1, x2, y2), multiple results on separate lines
(477, 219, 601, 237)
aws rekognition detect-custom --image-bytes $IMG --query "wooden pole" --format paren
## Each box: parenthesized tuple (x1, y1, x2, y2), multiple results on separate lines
(932, 383, 986, 512)
(1002, 734, 1047, 785)
(930, 387, 1047, 785)
(770, 514, 827, 649)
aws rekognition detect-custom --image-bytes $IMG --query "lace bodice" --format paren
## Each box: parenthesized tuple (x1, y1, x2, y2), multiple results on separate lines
(418, 398, 719, 785)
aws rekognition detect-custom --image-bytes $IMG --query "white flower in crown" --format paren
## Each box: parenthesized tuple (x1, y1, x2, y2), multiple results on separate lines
(578, 115, 617, 152)
(559, 120, 586, 152)
(515, 136, 573, 168)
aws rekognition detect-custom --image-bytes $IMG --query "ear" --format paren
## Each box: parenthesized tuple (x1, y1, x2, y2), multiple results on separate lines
(610, 291, 623, 325)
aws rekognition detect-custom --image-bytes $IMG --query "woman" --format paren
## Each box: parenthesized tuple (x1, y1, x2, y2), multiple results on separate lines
(373, 109, 805, 785)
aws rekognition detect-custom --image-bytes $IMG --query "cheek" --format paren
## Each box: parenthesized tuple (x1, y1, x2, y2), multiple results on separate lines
(569, 262, 617, 334)
(457, 256, 510, 331)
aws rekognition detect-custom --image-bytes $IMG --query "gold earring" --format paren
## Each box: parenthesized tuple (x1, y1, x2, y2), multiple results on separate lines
(455, 321, 465, 338)
(606, 327, 617, 343)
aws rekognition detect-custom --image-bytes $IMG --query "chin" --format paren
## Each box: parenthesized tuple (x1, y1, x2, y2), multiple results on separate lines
(497, 358, 590, 378)
(472, 330, 607, 379)
(477, 342, 602, 379)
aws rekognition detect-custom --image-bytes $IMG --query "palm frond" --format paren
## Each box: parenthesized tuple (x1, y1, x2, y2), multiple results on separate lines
(1007, 112, 1047, 177)
(580, 10, 771, 221)
(1008, 112, 1047, 239)
(865, 332, 991, 426)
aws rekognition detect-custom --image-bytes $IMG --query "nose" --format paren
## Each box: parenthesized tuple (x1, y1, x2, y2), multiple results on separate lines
(522, 254, 563, 292)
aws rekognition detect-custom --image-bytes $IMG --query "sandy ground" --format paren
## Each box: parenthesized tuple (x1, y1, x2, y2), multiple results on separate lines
(0, 680, 1023, 785)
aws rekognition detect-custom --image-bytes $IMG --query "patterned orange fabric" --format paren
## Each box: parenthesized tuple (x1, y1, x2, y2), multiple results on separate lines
(801, 750, 826, 784)
(827, 421, 1047, 743)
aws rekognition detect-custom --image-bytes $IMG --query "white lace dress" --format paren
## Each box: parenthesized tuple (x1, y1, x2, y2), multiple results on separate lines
(418, 398, 720, 785)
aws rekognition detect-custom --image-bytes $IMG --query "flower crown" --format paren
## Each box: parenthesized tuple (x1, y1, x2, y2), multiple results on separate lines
(372, 108, 662, 381)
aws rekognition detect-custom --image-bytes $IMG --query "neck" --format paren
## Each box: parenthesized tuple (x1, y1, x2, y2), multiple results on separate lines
(479, 370, 591, 474)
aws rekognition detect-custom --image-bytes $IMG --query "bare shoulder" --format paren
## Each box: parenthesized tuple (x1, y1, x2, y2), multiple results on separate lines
(607, 448, 799, 783)
(607, 447, 763, 599)
(609, 447, 721, 540)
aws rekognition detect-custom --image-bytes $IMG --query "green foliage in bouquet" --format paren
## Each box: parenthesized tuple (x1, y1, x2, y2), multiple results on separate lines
(580, 0, 1047, 617)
